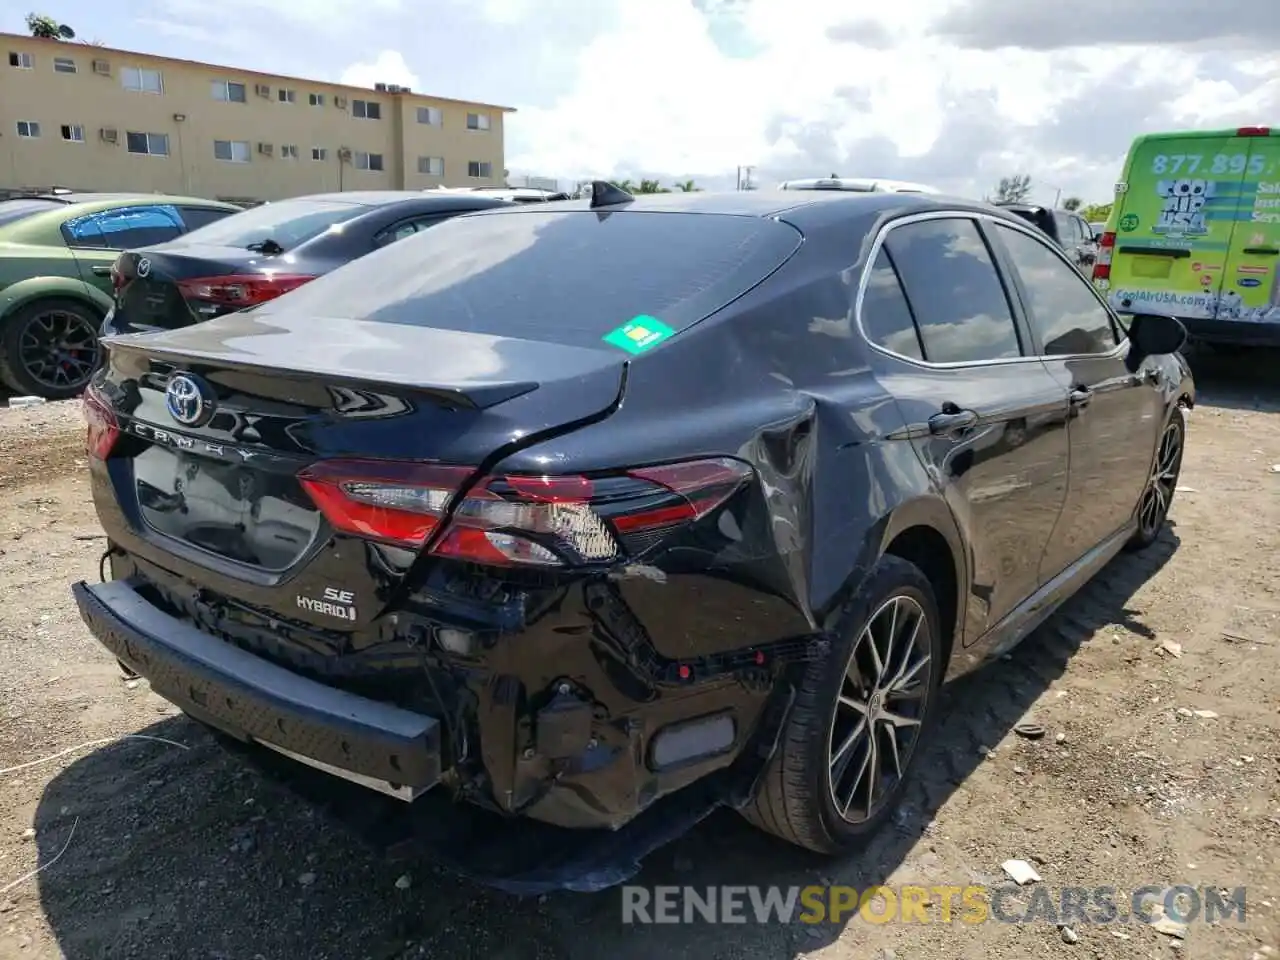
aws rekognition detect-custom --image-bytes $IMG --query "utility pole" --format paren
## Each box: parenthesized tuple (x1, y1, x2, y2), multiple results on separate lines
(736, 165, 755, 191)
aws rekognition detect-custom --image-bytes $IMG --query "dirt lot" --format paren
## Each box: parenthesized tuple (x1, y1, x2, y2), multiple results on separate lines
(0, 355, 1277, 960)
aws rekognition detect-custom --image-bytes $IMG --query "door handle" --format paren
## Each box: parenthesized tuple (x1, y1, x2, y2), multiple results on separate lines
(91, 265, 112, 276)
(928, 408, 978, 434)
(1069, 386, 1093, 407)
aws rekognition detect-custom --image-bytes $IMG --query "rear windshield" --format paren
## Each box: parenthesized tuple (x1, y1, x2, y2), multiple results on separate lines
(0, 198, 63, 228)
(176, 198, 367, 250)
(260, 209, 802, 348)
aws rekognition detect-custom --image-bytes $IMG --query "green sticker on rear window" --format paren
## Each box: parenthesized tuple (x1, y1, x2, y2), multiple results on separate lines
(602, 315, 675, 354)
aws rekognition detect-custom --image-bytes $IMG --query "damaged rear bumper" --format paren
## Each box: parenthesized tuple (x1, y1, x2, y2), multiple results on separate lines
(72, 578, 443, 798)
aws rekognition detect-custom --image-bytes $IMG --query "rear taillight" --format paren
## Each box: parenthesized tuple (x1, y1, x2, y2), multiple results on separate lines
(176, 273, 316, 308)
(1092, 231, 1116, 281)
(297, 457, 753, 567)
(1237, 126, 1271, 136)
(83, 384, 119, 459)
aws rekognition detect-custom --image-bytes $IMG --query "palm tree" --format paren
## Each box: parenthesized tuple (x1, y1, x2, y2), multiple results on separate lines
(674, 180, 700, 192)
(636, 179, 667, 194)
(609, 179, 635, 193)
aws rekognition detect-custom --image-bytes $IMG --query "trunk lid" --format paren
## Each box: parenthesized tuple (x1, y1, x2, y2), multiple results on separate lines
(112, 246, 307, 334)
(95, 313, 627, 630)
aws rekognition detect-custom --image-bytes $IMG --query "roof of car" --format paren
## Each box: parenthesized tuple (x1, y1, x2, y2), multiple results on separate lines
(291, 191, 513, 209)
(474, 188, 1017, 225)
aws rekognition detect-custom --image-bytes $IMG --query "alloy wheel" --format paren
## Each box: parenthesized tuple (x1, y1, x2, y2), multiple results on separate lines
(827, 594, 934, 824)
(1139, 418, 1182, 537)
(17, 309, 100, 392)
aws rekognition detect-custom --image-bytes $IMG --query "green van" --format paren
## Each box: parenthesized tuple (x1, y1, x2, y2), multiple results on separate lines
(1094, 126, 1280, 346)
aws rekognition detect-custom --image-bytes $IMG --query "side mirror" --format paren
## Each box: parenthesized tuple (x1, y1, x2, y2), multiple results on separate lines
(1125, 313, 1187, 370)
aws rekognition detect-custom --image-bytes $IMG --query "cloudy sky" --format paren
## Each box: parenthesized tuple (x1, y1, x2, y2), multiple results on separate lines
(11, 0, 1279, 203)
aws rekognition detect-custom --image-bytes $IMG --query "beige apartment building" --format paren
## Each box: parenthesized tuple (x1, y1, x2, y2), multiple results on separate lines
(0, 32, 513, 202)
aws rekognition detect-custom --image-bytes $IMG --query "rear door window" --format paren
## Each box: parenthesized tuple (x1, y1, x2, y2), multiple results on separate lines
(61, 204, 185, 249)
(259, 210, 803, 349)
(883, 217, 1023, 363)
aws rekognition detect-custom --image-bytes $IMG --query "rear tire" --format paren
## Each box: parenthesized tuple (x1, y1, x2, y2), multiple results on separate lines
(1125, 404, 1185, 552)
(0, 298, 103, 399)
(741, 555, 944, 854)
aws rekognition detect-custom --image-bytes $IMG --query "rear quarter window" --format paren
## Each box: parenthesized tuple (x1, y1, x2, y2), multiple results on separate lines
(258, 210, 803, 349)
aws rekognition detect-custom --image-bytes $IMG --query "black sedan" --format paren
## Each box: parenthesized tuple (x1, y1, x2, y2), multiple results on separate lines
(102, 191, 512, 336)
(75, 183, 1194, 889)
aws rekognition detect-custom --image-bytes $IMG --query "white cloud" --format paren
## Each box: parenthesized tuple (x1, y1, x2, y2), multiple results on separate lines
(42, 0, 1275, 206)
(493, 0, 1279, 202)
(338, 50, 421, 90)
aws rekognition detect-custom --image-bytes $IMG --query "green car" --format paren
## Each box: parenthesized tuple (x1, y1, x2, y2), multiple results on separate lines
(0, 193, 241, 399)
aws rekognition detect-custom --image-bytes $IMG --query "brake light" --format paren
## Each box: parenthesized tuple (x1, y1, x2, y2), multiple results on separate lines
(297, 457, 753, 567)
(1092, 231, 1116, 281)
(83, 384, 119, 459)
(176, 273, 316, 308)
(1237, 126, 1271, 137)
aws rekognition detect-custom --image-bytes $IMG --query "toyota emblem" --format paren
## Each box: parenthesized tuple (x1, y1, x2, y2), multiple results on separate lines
(164, 372, 216, 427)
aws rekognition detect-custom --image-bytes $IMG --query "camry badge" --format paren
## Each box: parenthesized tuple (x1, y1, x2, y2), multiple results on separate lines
(164, 372, 216, 428)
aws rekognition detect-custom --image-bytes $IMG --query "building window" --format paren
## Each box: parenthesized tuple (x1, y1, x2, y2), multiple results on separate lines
(416, 106, 442, 126)
(60, 124, 85, 142)
(277, 88, 296, 103)
(127, 131, 170, 156)
(53, 57, 76, 74)
(8, 52, 33, 69)
(466, 112, 490, 131)
(352, 99, 381, 120)
(354, 151, 384, 172)
(211, 79, 246, 102)
(214, 139, 251, 162)
(311, 147, 328, 161)
(308, 92, 324, 107)
(418, 156, 444, 176)
(280, 144, 299, 159)
(122, 66, 163, 93)
(467, 160, 492, 179)
(16, 121, 40, 139)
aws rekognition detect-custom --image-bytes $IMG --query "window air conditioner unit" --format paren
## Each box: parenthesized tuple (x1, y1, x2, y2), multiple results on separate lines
(254, 83, 271, 98)
(91, 59, 110, 76)
(334, 96, 348, 109)
(257, 142, 273, 156)
(99, 127, 118, 144)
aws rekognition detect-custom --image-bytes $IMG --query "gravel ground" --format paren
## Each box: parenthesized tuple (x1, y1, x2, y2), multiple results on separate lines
(0, 353, 1278, 960)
